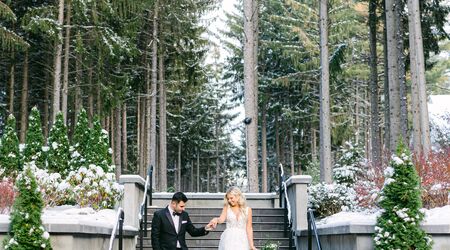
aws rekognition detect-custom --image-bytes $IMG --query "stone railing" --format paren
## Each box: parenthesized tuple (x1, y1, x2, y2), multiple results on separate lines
(284, 175, 312, 233)
(118, 175, 147, 229)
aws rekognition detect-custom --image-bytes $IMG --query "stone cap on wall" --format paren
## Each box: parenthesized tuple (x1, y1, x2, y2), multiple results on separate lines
(285, 175, 312, 187)
(119, 175, 146, 190)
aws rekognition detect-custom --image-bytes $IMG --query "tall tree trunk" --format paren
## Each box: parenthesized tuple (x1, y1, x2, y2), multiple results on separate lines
(261, 99, 268, 192)
(149, 0, 159, 189)
(8, 52, 15, 114)
(243, 0, 259, 192)
(319, 0, 332, 183)
(62, 0, 71, 124)
(140, 97, 147, 177)
(196, 148, 200, 192)
(369, 0, 381, 167)
(114, 106, 122, 178)
(158, 53, 167, 191)
(215, 123, 220, 192)
(395, 0, 408, 143)
(382, 0, 390, 153)
(190, 160, 194, 192)
(88, 83, 94, 126)
(355, 82, 360, 144)
(289, 127, 295, 176)
(177, 140, 182, 191)
(385, 0, 401, 152)
(19, 50, 29, 143)
(122, 102, 128, 171)
(137, 95, 141, 175)
(311, 128, 317, 161)
(52, 0, 65, 124)
(408, 0, 431, 156)
(43, 77, 49, 139)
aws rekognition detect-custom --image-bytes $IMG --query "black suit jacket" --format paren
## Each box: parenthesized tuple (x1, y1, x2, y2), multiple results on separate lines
(151, 206, 208, 250)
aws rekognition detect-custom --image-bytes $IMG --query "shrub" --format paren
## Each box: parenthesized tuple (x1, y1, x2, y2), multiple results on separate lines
(66, 165, 123, 210)
(415, 147, 450, 208)
(3, 163, 52, 250)
(308, 182, 356, 218)
(333, 141, 365, 187)
(373, 142, 432, 250)
(0, 179, 15, 214)
(33, 166, 74, 207)
(47, 112, 70, 176)
(69, 109, 90, 171)
(0, 115, 20, 178)
(23, 107, 46, 169)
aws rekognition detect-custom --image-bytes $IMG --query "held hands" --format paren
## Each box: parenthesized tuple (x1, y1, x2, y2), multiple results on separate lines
(205, 217, 219, 231)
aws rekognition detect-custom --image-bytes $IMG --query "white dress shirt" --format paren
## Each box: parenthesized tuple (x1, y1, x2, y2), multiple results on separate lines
(168, 206, 181, 248)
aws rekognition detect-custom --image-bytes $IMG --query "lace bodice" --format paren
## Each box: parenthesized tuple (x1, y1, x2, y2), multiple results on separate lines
(225, 206, 247, 229)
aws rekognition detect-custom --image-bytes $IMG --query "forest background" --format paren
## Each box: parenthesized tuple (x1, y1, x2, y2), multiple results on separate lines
(1, 0, 449, 193)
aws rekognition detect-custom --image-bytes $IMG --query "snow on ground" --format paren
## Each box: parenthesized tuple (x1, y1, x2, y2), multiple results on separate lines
(317, 205, 450, 227)
(0, 206, 118, 228)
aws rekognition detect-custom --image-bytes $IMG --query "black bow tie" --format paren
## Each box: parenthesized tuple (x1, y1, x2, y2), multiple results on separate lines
(172, 211, 181, 216)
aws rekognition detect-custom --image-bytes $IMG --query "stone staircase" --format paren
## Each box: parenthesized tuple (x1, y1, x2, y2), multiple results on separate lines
(137, 207, 294, 249)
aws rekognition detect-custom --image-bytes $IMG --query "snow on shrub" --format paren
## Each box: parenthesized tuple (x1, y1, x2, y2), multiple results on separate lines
(308, 182, 356, 218)
(0, 178, 15, 214)
(333, 141, 365, 187)
(373, 142, 432, 250)
(66, 164, 123, 210)
(415, 147, 450, 208)
(0, 115, 20, 178)
(3, 163, 52, 250)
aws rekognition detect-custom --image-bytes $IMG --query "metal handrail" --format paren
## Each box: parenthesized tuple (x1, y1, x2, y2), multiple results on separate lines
(279, 163, 293, 249)
(138, 165, 153, 250)
(108, 207, 124, 250)
(307, 208, 322, 250)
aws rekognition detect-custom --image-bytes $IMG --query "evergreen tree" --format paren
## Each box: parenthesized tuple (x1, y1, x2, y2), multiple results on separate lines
(87, 116, 113, 173)
(23, 107, 45, 168)
(69, 108, 90, 171)
(373, 141, 432, 249)
(47, 112, 70, 176)
(3, 163, 52, 250)
(0, 114, 20, 178)
(333, 141, 365, 187)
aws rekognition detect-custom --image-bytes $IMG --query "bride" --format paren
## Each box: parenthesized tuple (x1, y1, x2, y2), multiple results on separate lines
(209, 187, 257, 250)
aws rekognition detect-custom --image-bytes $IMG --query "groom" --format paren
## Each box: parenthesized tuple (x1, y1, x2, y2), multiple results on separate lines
(151, 192, 212, 250)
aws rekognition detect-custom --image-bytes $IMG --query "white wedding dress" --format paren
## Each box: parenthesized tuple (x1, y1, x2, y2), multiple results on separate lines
(218, 206, 249, 250)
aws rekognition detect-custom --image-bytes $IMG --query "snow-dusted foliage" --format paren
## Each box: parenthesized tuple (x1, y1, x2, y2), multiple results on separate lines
(70, 109, 90, 171)
(0, 115, 20, 178)
(33, 163, 122, 210)
(66, 165, 123, 210)
(3, 163, 52, 250)
(308, 182, 356, 218)
(70, 111, 114, 173)
(333, 141, 365, 187)
(23, 107, 46, 169)
(373, 142, 432, 249)
(47, 112, 70, 176)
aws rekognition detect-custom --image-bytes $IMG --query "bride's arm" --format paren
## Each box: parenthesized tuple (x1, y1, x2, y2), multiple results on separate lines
(210, 205, 227, 225)
(246, 207, 256, 250)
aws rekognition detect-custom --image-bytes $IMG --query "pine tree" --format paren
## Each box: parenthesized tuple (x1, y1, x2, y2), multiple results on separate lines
(373, 141, 432, 249)
(23, 107, 45, 168)
(47, 112, 70, 176)
(69, 108, 90, 171)
(3, 163, 52, 250)
(333, 141, 364, 187)
(0, 114, 20, 178)
(87, 116, 113, 173)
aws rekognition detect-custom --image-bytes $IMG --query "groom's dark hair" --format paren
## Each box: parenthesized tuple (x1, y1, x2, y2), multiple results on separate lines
(172, 192, 188, 203)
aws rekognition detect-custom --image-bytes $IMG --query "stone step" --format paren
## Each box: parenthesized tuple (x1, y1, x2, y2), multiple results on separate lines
(140, 238, 291, 246)
(137, 246, 293, 250)
(146, 214, 285, 223)
(146, 207, 286, 215)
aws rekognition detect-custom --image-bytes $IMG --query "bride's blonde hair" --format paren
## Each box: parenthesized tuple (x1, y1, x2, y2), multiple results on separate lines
(224, 186, 248, 217)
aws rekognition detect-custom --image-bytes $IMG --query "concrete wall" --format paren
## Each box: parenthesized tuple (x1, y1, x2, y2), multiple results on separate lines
(295, 224, 450, 250)
(0, 233, 136, 250)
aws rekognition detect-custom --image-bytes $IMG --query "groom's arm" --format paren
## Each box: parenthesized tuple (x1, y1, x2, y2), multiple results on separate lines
(185, 214, 209, 237)
(151, 211, 162, 250)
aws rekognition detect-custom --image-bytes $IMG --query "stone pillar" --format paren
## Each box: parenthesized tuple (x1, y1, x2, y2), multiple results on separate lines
(119, 175, 146, 229)
(285, 175, 312, 232)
